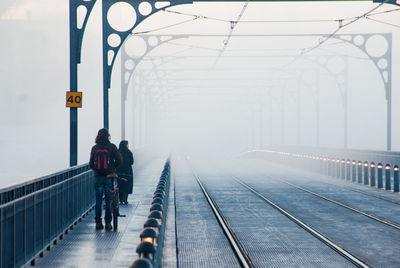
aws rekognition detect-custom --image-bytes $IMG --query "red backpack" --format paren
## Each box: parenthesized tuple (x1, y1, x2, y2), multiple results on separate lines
(93, 148, 113, 174)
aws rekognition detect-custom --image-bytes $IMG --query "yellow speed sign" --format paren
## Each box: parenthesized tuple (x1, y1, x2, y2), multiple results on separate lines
(66, 92, 82, 108)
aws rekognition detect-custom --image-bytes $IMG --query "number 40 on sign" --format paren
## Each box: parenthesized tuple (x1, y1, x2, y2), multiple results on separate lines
(66, 92, 82, 108)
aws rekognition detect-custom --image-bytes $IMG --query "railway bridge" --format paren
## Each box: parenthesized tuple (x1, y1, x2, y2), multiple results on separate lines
(2, 149, 400, 267)
(1, 0, 400, 267)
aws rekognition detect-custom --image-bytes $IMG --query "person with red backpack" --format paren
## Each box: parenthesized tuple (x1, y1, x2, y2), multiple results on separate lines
(89, 128, 122, 230)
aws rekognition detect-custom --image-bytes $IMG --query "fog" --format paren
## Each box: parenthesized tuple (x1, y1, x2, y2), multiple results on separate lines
(1, 1, 399, 187)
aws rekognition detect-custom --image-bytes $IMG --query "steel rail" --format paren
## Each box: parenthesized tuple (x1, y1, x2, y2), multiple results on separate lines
(194, 174, 255, 268)
(276, 178, 400, 231)
(233, 176, 370, 268)
(284, 174, 400, 207)
(329, 183, 400, 206)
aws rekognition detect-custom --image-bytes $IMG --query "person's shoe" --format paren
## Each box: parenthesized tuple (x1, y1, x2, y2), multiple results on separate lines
(105, 223, 112, 231)
(96, 222, 104, 230)
(124, 201, 128, 205)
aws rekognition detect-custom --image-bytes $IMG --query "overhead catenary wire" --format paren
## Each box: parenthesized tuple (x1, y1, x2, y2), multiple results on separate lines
(300, 0, 390, 55)
(168, 41, 222, 52)
(365, 17, 400, 28)
(277, 0, 391, 68)
(129, 5, 400, 39)
(212, 0, 250, 67)
(128, 3, 398, 75)
(131, 17, 198, 35)
(160, 40, 369, 60)
(163, 7, 400, 25)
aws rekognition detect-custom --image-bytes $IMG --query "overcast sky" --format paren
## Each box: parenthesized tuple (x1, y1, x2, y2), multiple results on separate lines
(0, 0, 399, 187)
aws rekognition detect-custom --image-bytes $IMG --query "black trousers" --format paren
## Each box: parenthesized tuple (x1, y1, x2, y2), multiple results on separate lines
(118, 178, 129, 203)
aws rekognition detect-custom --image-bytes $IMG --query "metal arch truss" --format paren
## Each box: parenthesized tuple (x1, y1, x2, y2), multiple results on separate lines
(332, 33, 392, 101)
(120, 34, 189, 138)
(123, 32, 392, 149)
(132, 61, 341, 148)
(101, 0, 396, 129)
(332, 33, 392, 150)
(70, 0, 97, 65)
(102, 0, 193, 129)
(299, 55, 348, 147)
(68, 0, 97, 167)
(68, 0, 398, 166)
(120, 35, 189, 103)
(103, 1, 193, 90)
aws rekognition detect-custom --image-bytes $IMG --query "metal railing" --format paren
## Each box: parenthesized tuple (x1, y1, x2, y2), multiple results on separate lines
(267, 146, 400, 167)
(0, 164, 94, 268)
(247, 147, 400, 192)
(0, 164, 90, 205)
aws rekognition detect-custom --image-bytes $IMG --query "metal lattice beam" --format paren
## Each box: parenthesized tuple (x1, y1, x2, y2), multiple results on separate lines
(68, 0, 398, 165)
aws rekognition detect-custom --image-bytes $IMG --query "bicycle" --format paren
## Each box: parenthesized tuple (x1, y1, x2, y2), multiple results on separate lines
(107, 174, 126, 231)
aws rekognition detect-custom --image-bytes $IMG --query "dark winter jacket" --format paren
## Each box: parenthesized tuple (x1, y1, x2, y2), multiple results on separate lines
(117, 148, 134, 194)
(117, 149, 134, 176)
(89, 142, 122, 176)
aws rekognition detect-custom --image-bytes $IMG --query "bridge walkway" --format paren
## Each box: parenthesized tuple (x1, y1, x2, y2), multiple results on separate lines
(21, 155, 400, 267)
(32, 159, 165, 268)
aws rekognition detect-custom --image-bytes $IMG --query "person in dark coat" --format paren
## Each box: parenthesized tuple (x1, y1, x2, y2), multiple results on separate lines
(116, 140, 134, 204)
(89, 128, 122, 230)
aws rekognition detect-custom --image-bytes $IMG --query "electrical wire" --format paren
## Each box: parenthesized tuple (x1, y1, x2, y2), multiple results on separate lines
(366, 17, 400, 28)
(131, 17, 198, 35)
(130, 6, 400, 35)
(129, 3, 397, 71)
(300, 0, 389, 55)
(212, 0, 250, 67)
(315, 46, 370, 60)
(164, 7, 400, 25)
(168, 41, 222, 52)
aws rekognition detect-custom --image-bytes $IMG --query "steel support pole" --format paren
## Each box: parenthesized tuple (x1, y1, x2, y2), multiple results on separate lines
(297, 85, 301, 145)
(344, 100, 348, 148)
(121, 99, 126, 140)
(101, 3, 109, 130)
(316, 73, 320, 147)
(339, 56, 349, 149)
(387, 97, 391, 151)
(69, 0, 78, 167)
(386, 35, 392, 151)
(103, 86, 109, 129)
(259, 89, 264, 147)
(281, 88, 285, 145)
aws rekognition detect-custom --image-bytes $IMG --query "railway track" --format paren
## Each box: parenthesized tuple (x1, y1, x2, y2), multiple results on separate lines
(273, 177, 400, 231)
(194, 174, 255, 268)
(296, 175, 400, 206)
(264, 166, 400, 207)
(191, 172, 368, 267)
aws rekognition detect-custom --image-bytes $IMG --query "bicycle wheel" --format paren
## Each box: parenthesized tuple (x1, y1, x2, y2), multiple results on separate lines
(112, 209, 118, 231)
(111, 189, 119, 231)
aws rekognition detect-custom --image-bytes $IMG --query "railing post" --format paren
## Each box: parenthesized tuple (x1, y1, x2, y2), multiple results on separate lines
(357, 161, 362, 183)
(341, 159, 346, 179)
(330, 159, 335, 177)
(319, 157, 324, 174)
(327, 159, 331, 176)
(1, 206, 2, 268)
(335, 159, 340, 178)
(370, 162, 376, 187)
(385, 164, 391, 190)
(351, 161, 357, 182)
(346, 160, 351, 180)
(363, 161, 369, 185)
(394, 165, 399, 193)
(377, 163, 383, 188)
